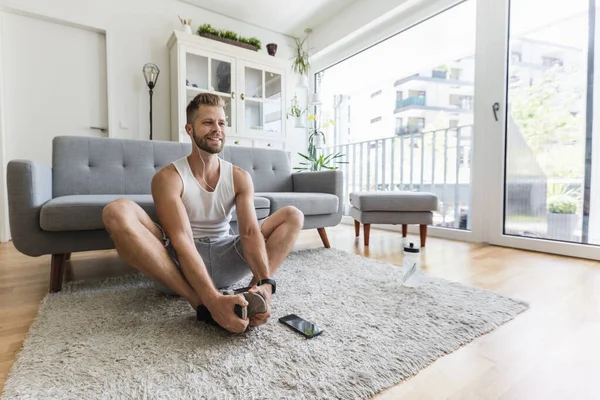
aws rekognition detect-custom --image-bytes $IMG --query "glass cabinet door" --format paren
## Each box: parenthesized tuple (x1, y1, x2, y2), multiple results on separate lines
(185, 49, 235, 131)
(240, 63, 283, 136)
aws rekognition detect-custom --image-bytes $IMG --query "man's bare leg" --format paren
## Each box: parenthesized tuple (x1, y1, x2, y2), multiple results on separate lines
(102, 198, 201, 308)
(248, 206, 304, 285)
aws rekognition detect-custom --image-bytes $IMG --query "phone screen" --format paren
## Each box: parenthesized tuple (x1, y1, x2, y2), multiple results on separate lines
(279, 314, 323, 338)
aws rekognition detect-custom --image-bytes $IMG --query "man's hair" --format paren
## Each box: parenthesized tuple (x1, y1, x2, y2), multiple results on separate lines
(186, 93, 225, 124)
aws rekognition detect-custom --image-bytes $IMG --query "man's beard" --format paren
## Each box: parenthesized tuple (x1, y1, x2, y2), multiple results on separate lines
(192, 128, 224, 154)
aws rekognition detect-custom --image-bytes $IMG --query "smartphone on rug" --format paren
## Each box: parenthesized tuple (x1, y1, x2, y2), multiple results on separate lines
(279, 314, 323, 339)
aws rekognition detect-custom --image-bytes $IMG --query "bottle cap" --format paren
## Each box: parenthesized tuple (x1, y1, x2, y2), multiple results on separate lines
(403, 242, 420, 253)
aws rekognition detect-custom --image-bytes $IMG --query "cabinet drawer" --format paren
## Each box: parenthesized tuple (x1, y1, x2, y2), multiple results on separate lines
(253, 140, 284, 150)
(229, 138, 253, 147)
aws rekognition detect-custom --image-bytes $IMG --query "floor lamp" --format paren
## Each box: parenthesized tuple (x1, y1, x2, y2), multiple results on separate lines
(143, 63, 160, 140)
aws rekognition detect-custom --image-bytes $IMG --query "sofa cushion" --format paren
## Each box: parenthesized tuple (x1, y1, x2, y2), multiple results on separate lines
(255, 192, 339, 216)
(41, 195, 271, 232)
(349, 191, 438, 212)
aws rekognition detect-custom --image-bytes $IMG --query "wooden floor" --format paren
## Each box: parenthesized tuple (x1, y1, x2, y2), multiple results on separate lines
(1, 225, 600, 399)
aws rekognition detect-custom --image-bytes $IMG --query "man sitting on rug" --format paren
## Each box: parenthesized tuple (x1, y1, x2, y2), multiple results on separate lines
(102, 93, 304, 334)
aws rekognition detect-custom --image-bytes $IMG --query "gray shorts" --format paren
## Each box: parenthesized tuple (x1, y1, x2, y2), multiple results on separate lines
(155, 224, 254, 294)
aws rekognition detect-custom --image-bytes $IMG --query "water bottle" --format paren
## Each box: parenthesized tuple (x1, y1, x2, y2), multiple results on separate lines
(401, 242, 421, 287)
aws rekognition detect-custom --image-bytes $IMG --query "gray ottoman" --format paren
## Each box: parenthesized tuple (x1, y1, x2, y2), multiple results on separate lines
(349, 191, 439, 247)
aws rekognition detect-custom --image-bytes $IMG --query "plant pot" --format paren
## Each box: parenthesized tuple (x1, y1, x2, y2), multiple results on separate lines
(546, 212, 578, 241)
(294, 116, 305, 128)
(267, 43, 278, 56)
(313, 134, 324, 149)
(309, 93, 322, 105)
(198, 33, 258, 51)
(297, 75, 308, 88)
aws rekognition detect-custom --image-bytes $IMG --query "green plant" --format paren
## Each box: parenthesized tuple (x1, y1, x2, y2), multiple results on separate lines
(548, 195, 577, 214)
(287, 95, 305, 118)
(291, 36, 310, 76)
(197, 23, 219, 36)
(246, 37, 262, 50)
(220, 30, 238, 41)
(294, 114, 347, 171)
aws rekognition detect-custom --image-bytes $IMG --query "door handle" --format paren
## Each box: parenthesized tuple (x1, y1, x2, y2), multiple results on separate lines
(240, 93, 245, 100)
(492, 102, 500, 121)
(91, 126, 108, 133)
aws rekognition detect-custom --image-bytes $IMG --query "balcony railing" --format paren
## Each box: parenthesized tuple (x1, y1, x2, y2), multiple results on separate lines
(395, 126, 422, 136)
(395, 96, 426, 110)
(323, 126, 474, 230)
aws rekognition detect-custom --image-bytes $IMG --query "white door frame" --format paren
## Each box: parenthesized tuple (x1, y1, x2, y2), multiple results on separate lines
(0, 7, 114, 242)
(480, 0, 600, 261)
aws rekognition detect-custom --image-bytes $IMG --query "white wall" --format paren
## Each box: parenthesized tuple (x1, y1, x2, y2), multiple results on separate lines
(0, 0, 297, 144)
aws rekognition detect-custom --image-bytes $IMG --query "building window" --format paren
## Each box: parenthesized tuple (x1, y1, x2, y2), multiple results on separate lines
(511, 51, 522, 63)
(459, 145, 470, 165)
(370, 116, 382, 124)
(371, 89, 382, 98)
(542, 56, 563, 67)
(396, 91, 403, 102)
(395, 117, 403, 134)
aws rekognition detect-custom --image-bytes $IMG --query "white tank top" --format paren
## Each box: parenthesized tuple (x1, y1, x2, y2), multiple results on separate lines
(172, 156, 236, 239)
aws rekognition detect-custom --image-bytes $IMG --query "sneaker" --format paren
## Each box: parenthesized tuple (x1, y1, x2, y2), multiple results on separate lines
(197, 290, 267, 324)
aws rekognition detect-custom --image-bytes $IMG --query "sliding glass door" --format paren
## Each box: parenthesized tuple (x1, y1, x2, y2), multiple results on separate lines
(482, 0, 600, 259)
(311, 0, 600, 258)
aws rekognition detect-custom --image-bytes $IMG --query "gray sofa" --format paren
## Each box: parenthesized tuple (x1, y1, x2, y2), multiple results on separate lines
(7, 136, 343, 292)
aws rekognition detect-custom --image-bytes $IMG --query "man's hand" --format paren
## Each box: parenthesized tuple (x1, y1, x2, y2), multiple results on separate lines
(248, 284, 273, 327)
(204, 294, 249, 333)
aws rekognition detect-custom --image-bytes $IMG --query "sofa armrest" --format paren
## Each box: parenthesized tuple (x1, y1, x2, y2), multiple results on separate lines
(7, 160, 53, 256)
(292, 170, 343, 209)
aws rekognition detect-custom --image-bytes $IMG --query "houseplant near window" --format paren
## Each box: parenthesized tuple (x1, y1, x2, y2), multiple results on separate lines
(287, 95, 306, 128)
(546, 194, 578, 241)
(294, 114, 346, 171)
(291, 36, 310, 87)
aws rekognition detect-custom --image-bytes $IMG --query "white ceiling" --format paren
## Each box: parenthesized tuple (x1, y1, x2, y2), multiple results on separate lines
(178, 0, 356, 37)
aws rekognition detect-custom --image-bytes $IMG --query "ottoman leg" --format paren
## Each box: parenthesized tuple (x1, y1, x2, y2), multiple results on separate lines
(402, 224, 408, 237)
(354, 220, 360, 237)
(420, 224, 427, 247)
(364, 224, 371, 246)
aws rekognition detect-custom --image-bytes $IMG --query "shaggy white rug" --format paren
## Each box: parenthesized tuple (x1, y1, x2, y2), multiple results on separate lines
(2, 248, 528, 400)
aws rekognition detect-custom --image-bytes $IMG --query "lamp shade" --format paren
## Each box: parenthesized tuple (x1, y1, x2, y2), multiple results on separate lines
(143, 63, 160, 89)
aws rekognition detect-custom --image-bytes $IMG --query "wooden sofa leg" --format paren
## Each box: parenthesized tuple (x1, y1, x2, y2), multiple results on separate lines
(354, 220, 360, 237)
(420, 225, 427, 247)
(402, 224, 408, 237)
(50, 254, 67, 293)
(364, 224, 371, 246)
(317, 228, 331, 248)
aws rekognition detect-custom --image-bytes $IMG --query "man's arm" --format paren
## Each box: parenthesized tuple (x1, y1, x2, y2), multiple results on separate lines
(152, 167, 248, 333)
(233, 167, 270, 283)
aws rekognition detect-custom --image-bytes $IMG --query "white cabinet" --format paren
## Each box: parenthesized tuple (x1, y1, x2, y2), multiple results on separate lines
(167, 31, 287, 149)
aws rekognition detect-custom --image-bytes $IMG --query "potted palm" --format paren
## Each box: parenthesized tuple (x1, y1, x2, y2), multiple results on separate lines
(546, 195, 578, 241)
